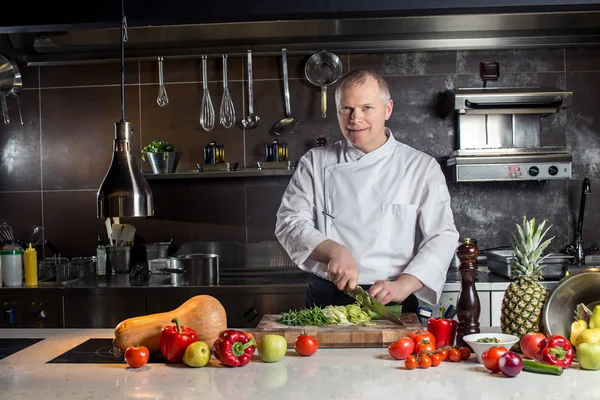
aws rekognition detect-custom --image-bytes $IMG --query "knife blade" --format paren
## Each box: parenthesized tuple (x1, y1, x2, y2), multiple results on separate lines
(346, 286, 405, 326)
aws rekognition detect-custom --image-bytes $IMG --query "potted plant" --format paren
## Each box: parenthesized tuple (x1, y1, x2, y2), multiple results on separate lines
(141, 140, 181, 174)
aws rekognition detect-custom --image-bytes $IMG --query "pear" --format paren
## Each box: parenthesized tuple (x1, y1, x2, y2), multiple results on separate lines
(589, 305, 600, 329)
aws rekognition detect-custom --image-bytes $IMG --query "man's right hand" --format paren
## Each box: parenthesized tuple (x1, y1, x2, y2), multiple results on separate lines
(308, 240, 359, 291)
(327, 245, 359, 291)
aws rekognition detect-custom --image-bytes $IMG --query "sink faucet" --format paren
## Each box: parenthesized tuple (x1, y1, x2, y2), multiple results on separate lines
(564, 177, 598, 265)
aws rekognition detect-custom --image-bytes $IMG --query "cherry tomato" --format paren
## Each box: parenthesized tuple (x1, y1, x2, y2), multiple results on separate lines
(405, 355, 418, 370)
(459, 346, 471, 360)
(438, 349, 448, 361)
(124, 345, 149, 368)
(482, 346, 509, 373)
(430, 353, 442, 367)
(448, 348, 462, 362)
(408, 329, 436, 347)
(415, 341, 435, 355)
(419, 355, 432, 369)
(294, 334, 319, 356)
(388, 337, 415, 360)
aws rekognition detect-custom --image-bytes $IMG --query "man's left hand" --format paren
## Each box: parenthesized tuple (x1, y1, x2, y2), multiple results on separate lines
(369, 274, 423, 305)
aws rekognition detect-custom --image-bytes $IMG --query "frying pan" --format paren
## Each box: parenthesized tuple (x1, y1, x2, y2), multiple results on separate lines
(305, 51, 343, 118)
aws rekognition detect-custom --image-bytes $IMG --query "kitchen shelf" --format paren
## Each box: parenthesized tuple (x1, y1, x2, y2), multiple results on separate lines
(144, 168, 295, 180)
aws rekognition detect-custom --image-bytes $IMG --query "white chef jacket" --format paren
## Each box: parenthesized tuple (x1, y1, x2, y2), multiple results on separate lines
(275, 128, 459, 305)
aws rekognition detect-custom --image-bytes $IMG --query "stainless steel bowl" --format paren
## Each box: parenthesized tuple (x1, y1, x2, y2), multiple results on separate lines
(147, 152, 181, 174)
(542, 267, 600, 338)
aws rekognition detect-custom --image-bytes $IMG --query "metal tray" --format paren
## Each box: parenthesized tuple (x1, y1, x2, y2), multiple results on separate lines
(195, 162, 239, 172)
(256, 161, 293, 170)
(486, 249, 574, 279)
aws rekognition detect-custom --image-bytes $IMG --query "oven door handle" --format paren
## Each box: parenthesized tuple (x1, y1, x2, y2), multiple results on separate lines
(464, 97, 563, 109)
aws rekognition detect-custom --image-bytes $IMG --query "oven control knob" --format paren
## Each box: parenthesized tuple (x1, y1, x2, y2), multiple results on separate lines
(528, 166, 539, 177)
(548, 166, 559, 176)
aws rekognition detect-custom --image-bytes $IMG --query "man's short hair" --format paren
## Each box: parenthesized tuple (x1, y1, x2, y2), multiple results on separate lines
(334, 68, 391, 105)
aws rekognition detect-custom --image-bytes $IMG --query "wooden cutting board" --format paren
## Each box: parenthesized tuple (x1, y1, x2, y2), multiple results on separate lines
(251, 313, 422, 348)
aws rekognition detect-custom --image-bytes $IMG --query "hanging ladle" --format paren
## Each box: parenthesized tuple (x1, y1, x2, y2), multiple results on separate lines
(241, 50, 260, 129)
(272, 48, 299, 135)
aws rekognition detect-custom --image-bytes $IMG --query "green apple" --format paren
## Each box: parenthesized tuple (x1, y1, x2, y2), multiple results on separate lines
(183, 341, 211, 367)
(257, 334, 288, 363)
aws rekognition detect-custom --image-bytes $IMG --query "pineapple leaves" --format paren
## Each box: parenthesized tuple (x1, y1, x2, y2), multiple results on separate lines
(510, 216, 554, 281)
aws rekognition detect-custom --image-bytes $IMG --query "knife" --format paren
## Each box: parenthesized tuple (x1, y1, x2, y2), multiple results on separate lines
(346, 286, 405, 326)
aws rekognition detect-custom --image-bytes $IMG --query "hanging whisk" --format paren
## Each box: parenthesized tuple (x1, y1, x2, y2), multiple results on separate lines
(0, 222, 14, 243)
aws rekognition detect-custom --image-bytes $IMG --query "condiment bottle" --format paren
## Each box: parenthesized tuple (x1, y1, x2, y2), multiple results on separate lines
(1, 249, 23, 287)
(24, 242, 38, 287)
(96, 235, 107, 280)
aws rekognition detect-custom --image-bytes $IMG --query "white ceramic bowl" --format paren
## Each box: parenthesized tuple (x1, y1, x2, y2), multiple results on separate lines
(462, 333, 520, 363)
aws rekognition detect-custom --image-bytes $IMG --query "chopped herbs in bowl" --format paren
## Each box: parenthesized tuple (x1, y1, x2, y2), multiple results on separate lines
(476, 337, 502, 343)
(463, 333, 519, 364)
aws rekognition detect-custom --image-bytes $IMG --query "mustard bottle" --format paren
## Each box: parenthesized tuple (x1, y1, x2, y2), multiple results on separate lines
(24, 242, 38, 287)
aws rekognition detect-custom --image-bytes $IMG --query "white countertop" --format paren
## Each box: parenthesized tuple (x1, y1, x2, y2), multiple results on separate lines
(1, 328, 598, 400)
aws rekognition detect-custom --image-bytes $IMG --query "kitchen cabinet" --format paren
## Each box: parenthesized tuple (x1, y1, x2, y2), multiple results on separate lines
(0, 292, 62, 329)
(421, 290, 492, 327)
(64, 293, 146, 328)
(491, 291, 504, 328)
(146, 292, 306, 328)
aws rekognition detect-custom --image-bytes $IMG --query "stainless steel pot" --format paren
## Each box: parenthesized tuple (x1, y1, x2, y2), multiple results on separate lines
(168, 253, 219, 286)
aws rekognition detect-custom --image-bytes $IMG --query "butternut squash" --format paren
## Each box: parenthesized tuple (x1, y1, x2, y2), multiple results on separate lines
(114, 295, 227, 353)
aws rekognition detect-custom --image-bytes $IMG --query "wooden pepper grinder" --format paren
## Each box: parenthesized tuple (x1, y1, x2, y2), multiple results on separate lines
(456, 238, 481, 347)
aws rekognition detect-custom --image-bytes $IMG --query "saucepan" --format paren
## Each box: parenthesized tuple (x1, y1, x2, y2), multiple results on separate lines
(167, 253, 219, 286)
(305, 51, 343, 118)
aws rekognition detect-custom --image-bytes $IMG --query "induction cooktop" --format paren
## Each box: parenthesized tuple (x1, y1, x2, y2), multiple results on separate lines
(0, 338, 45, 360)
(47, 338, 166, 364)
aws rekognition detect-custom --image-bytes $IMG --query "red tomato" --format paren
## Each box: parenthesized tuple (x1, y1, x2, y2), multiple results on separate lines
(388, 337, 415, 360)
(482, 346, 509, 373)
(294, 334, 319, 356)
(124, 345, 149, 368)
(430, 353, 442, 367)
(458, 346, 471, 360)
(520, 332, 546, 360)
(415, 341, 435, 355)
(448, 348, 462, 362)
(409, 329, 436, 347)
(438, 349, 448, 361)
(419, 355, 432, 369)
(405, 355, 418, 370)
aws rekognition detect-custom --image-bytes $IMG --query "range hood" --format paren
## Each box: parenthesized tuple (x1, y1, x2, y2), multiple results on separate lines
(2, 8, 600, 65)
(445, 86, 574, 182)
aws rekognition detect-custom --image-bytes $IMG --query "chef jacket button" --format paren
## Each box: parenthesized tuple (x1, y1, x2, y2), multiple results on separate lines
(328, 169, 332, 173)
(330, 223, 334, 227)
(329, 195, 332, 199)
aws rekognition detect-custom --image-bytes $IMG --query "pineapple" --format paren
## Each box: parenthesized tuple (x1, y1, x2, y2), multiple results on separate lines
(500, 216, 554, 346)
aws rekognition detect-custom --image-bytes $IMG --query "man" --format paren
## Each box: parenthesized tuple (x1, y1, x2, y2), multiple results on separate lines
(275, 69, 459, 313)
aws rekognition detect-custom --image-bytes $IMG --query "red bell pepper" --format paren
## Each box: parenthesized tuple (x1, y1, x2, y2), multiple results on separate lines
(159, 318, 199, 363)
(534, 335, 574, 368)
(427, 318, 458, 349)
(212, 329, 255, 367)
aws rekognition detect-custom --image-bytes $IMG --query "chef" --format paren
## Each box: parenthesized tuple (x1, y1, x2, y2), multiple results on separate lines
(275, 68, 459, 313)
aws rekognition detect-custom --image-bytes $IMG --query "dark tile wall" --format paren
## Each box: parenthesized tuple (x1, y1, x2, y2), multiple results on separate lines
(1, 47, 599, 258)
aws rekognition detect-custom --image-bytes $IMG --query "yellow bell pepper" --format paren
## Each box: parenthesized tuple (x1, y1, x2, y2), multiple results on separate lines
(571, 320, 588, 347)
